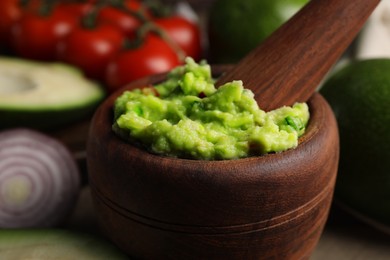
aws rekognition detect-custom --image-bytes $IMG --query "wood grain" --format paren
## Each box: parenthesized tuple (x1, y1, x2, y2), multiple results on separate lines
(216, 0, 380, 111)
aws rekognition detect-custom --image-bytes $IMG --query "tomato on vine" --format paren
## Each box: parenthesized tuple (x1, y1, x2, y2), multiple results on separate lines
(57, 1, 95, 17)
(10, 4, 78, 61)
(155, 15, 202, 61)
(3, 0, 204, 94)
(57, 22, 125, 82)
(105, 34, 181, 92)
(97, 0, 150, 40)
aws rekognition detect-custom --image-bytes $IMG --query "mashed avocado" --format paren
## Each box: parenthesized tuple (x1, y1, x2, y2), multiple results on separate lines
(113, 58, 309, 160)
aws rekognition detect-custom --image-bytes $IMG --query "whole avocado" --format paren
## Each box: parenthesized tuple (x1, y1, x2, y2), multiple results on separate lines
(208, 0, 308, 63)
(320, 59, 390, 227)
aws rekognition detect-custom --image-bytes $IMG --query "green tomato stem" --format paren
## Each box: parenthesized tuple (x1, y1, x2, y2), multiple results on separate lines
(79, 0, 186, 61)
(81, 1, 106, 29)
(38, 0, 56, 16)
(18, 0, 30, 7)
(152, 24, 186, 61)
(124, 21, 185, 62)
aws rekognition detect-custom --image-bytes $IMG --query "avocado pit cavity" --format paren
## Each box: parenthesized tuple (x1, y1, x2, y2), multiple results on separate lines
(0, 73, 36, 94)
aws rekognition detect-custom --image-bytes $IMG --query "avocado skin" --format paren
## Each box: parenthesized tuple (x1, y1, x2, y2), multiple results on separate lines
(0, 102, 101, 130)
(320, 59, 390, 226)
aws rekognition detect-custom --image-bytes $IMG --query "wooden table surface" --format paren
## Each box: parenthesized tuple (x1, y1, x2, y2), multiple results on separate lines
(68, 187, 390, 260)
(312, 208, 390, 260)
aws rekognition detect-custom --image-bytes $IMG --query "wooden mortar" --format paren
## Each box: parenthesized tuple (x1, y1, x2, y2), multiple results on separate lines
(87, 66, 339, 259)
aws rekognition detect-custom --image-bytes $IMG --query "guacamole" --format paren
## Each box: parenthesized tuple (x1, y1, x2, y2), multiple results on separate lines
(113, 58, 309, 160)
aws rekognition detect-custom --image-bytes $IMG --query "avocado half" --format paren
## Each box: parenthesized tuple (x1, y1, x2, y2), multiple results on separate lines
(0, 56, 105, 130)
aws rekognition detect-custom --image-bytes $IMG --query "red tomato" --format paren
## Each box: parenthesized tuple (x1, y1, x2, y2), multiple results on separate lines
(57, 23, 125, 81)
(97, 0, 149, 39)
(10, 6, 78, 61)
(155, 16, 202, 60)
(106, 34, 181, 92)
(0, 0, 22, 45)
(0, 0, 39, 51)
(57, 1, 94, 17)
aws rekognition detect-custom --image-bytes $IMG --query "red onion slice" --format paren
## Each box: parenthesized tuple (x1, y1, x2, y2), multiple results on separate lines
(0, 128, 81, 228)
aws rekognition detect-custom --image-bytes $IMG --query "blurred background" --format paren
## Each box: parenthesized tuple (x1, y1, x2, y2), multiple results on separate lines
(0, 0, 389, 259)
